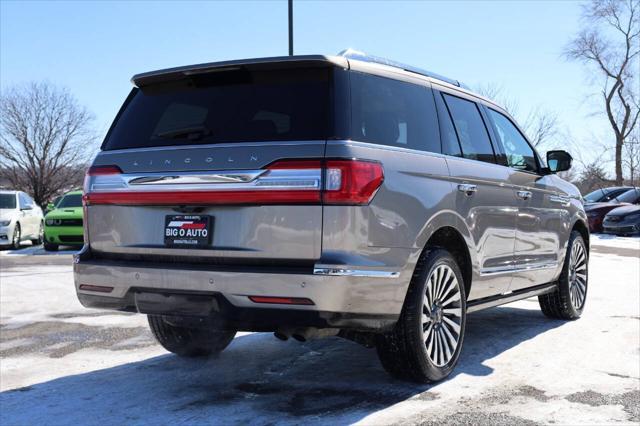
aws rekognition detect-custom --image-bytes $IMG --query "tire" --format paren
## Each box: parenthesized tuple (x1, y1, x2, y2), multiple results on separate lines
(31, 222, 44, 245)
(10, 223, 21, 250)
(43, 241, 59, 251)
(376, 248, 467, 383)
(538, 231, 588, 320)
(148, 315, 237, 357)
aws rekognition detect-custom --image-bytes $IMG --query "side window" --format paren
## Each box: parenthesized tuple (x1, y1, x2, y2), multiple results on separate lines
(433, 91, 462, 157)
(442, 94, 496, 164)
(350, 72, 440, 153)
(487, 109, 539, 173)
(18, 193, 31, 209)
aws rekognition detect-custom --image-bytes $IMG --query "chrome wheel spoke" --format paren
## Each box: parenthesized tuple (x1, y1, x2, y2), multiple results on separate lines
(439, 329, 452, 362)
(443, 307, 462, 317)
(442, 315, 460, 334)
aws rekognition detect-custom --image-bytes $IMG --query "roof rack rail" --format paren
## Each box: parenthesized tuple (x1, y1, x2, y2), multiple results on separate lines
(337, 48, 468, 89)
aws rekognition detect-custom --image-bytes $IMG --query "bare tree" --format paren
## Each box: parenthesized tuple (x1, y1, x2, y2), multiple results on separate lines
(623, 132, 640, 184)
(0, 82, 96, 206)
(475, 83, 559, 149)
(577, 161, 611, 193)
(566, 0, 640, 185)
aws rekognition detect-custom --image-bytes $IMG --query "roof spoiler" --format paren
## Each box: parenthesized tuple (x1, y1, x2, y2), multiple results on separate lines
(131, 55, 348, 88)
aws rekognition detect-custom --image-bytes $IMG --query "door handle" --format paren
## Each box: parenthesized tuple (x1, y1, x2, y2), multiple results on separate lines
(517, 190, 532, 200)
(458, 184, 477, 196)
(549, 195, 570, 205)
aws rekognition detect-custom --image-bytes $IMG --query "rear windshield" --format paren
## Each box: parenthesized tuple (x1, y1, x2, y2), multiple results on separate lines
(103, 68, 330, 150)
(0, 194, 16, 209)
(58, 194, 82, 208)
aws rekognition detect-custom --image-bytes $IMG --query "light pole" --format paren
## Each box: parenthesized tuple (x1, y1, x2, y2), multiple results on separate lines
(288, 0, 293, 56)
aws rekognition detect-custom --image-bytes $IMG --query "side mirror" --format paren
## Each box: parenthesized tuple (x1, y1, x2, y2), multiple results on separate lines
(546, 150, 572, 173)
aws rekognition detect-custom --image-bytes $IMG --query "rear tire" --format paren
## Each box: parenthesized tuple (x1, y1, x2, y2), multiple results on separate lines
(538, 230, 588, 320)
(43, 241, 59, 251)
(148, 315, 237, 357)
(376, 248, 467, 383)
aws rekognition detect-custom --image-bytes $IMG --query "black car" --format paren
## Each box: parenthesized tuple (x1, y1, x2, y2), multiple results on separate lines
(583, 186, 633, 204)
(603, 204, 640, 236)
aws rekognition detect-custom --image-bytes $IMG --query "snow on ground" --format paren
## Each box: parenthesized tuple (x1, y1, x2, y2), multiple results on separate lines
(0, 238, 638, 425)
(591, 233, 640, 250)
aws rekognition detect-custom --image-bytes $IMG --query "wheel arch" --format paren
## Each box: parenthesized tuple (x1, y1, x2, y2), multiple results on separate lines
(572, 219, 590, 254)
(413, 211, 475, 300)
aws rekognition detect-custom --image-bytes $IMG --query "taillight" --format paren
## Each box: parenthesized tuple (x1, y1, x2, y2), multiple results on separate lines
(323, 160, 384, 205)
(83, 165, 123, 194)
(82, 159, 383, 206)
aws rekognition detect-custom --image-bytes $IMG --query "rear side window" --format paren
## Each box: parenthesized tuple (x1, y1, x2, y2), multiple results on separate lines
(350, 72, 440, 153)
(103, 68, 330, 150)
(442, 93, 496, 164)
(434, 91, 462, 157)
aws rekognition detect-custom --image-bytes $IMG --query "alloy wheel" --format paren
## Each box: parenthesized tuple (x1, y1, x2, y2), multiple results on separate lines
(422, 264, 463, 367)
(568, 240, 587, 310)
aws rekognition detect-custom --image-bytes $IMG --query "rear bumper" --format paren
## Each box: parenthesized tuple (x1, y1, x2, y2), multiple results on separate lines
(73, 255, 406, 331)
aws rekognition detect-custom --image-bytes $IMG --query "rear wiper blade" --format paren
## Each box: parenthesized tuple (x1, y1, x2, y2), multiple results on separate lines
(154, 125, 212, 140)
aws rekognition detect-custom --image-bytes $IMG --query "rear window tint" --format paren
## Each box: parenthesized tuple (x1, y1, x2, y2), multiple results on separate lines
(442, 93, 496, 164)
(350, 72, 440, 154)
(103, 68, 330, 150)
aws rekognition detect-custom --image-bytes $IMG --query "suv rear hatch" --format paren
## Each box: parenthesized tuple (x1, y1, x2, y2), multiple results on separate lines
(84, 58, 382, 269)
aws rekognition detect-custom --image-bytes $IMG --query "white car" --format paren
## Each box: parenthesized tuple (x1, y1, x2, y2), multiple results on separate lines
(0, 190, 44, 249)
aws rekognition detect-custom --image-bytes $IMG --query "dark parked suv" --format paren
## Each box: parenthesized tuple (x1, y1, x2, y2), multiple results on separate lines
(75, 52, 589, 382)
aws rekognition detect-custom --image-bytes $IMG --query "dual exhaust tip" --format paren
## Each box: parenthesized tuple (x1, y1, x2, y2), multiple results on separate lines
(274, 327, 339, 342)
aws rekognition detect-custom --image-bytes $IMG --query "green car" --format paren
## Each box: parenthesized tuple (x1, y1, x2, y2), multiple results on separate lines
(44, 190, 84, 251)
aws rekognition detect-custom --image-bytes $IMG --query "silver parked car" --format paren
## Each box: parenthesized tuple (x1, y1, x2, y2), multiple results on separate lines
(75, 52, 590, 382)
(0, 190, 44, 249)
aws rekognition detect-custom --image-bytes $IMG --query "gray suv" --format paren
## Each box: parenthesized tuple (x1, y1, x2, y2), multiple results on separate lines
(75, 51, 589, 383)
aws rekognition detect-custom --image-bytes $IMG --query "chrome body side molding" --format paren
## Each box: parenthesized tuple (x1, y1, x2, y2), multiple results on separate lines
(480, 262, 558, 276)
(313, 267, 400, 278)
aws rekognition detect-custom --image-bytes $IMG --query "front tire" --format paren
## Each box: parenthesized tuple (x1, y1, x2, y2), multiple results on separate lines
(376, 248, 467, 383)
(538, 231, 588, 320)
(148, 315, 237, 357)
(10, 224, 21, 250)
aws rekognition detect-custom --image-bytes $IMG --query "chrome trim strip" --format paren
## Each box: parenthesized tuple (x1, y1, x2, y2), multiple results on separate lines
(480, 262, 558, 276)
(313, 267, 400, 278)
(89, 169, 322, 192)
(128, 171, 266, 185)
(549, 195, 571, 205)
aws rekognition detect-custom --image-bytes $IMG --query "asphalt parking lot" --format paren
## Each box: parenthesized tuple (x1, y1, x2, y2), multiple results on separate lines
(0, 236, 638, 425)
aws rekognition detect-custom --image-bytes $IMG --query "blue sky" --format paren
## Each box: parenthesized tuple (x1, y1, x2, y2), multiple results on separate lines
(1, 0, 609, 169)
